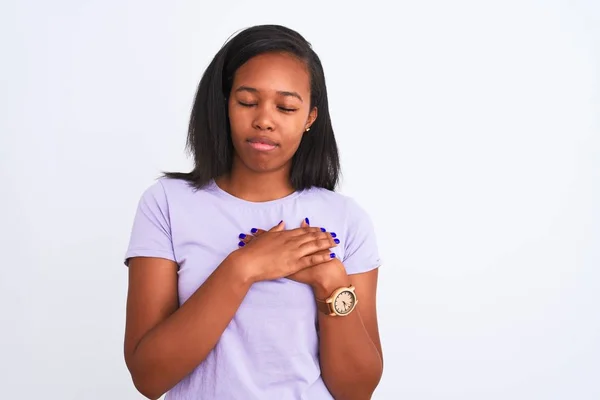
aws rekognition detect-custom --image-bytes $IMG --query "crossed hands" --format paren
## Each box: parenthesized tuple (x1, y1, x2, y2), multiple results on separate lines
(233, 218, 348, 296)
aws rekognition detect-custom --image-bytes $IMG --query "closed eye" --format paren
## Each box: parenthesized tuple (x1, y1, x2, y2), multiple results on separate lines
(239, 101, 297, 113)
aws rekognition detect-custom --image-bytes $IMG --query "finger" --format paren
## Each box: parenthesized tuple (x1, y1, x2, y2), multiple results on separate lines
(239, 235, 254, 244)
(237, 232, 257, 247)
(292, 230, 339, 248)
(253, 228, 266, 236)
(300, 218, 338, 241)
(267, 220, 285, 232)
(294, 235, 339, 259)
(282, 226, 324, 237)
(297, 249, 337, 270)
(291, 221, 336, 239)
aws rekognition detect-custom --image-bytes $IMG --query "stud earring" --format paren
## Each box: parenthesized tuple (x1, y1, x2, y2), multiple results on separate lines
(305, 127, 311, 132)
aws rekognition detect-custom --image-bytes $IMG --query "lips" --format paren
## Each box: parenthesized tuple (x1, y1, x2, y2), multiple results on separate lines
(247, 137, 278, 146)
(247, 136, 278, 152)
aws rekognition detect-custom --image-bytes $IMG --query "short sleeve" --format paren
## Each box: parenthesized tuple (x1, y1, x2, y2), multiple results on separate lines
(342, 197, 382, 275)
(124, 180, 176, 266)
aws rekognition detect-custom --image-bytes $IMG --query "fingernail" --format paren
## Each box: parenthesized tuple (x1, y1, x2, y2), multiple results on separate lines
(238, 241, 245, 247)
(320, 227, 326, 232)
(305, 217, 310, 225)
(330, 232, 337, 238)
(239, 233, 246, 239)
(329, 253, 336, 258)
(251, 228, 258, 233)
(334, 238, 340, 244)
(279, 220, 283, 224)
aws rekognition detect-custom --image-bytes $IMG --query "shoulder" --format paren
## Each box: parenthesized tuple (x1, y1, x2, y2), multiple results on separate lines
(137, 177, 211, 204)
(302, 186, 349, 205)
(152, 177, 198, 196)
(306, 189, 381, 274)
(303, 187, 370, 217)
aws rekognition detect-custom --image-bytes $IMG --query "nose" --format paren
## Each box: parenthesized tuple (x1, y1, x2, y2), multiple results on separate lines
(252, 104, 275, 131)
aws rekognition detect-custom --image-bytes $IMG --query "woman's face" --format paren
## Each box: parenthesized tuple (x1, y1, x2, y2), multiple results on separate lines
(228, 52, 317, 174)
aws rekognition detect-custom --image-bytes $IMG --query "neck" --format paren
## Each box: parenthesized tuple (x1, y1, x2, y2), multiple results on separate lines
(216, 161, 295, 203)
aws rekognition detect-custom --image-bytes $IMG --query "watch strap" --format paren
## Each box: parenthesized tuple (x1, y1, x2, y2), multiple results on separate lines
(315, 298, 334, 315)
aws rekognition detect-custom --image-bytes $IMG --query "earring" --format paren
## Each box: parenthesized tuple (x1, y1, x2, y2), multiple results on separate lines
(305, 127, 311, 132)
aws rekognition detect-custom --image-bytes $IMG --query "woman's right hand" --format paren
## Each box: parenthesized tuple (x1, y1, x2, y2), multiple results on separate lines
(233, 221, 338, 283)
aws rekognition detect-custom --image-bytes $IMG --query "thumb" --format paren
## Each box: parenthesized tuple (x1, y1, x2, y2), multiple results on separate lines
(269, 220, 285, 232)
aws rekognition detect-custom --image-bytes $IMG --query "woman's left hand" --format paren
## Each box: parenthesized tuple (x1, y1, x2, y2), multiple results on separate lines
(237, 219, 348, 296)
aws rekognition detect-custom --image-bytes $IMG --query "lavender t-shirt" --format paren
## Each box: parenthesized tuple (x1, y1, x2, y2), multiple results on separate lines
(124, 178, 381, 400)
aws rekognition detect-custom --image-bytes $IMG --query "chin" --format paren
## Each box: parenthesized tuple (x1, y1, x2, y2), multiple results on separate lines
(240, 156, 288, 174)
(248, 161, 285, 173)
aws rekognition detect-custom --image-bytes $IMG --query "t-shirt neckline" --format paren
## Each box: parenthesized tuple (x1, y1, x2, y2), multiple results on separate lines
(207, 179, 307, 208)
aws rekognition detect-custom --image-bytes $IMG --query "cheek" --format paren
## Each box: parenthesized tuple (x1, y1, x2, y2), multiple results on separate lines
(281, 117, 307, 141)
(228, 107, 246, 137)
(279, 132, 305, 158)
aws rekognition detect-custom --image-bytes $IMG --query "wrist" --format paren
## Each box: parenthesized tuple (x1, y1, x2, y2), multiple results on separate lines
(311, 261, 350, 299)
(222, 251, 256, 287)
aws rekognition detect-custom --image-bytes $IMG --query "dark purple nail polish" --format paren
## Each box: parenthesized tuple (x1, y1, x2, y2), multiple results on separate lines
(305, 217, 310, 225)
(330, 232, 337, 238)
(239, 233, 246, 239)
(334, 238, 340, 244)
(320, 227, 326, 232)
(251, 228, 258, 233)
(238, 241, 245, 247)
(329, 253, 336, 258)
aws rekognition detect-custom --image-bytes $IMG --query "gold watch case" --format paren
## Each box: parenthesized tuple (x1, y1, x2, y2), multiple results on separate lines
(316, 285, 357, 316)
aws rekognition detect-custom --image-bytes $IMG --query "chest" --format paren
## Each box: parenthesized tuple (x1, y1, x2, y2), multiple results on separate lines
(168, 202, 346, 317)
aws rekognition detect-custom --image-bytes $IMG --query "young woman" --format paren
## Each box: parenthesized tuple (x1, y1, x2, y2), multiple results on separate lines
(124, 24, 383, 400)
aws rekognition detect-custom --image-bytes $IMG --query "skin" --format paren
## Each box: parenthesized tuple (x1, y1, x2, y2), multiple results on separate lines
(241, 220, 384, 400)
(219, 51, 317, 202)
(124, 52, 383, 400)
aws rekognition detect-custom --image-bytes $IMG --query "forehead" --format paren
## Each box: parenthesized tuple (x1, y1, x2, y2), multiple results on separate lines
(232, 52, 311, 95)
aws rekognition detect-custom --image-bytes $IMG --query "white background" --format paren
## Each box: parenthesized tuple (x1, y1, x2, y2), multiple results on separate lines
(1, 0, 598, 399)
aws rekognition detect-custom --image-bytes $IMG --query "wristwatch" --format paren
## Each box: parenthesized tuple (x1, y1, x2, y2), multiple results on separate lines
(316, 285, 358, 316)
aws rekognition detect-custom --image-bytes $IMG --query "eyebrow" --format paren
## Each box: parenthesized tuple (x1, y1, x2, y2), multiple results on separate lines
(235, 86, 303, 102)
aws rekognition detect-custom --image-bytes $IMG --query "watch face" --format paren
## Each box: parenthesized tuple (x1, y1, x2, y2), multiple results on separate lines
(334, 290, 355, 315)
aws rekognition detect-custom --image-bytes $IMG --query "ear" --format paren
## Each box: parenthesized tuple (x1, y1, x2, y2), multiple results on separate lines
(305, 107, 318, 131)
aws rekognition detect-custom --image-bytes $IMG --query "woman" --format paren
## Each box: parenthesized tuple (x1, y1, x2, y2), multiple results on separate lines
(124, 24, 383, 400)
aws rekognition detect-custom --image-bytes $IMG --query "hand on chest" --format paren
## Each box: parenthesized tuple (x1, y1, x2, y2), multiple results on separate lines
(173, 211, 346, 307)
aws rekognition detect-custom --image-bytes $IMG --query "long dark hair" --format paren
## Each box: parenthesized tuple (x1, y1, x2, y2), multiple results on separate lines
(163, 24, 340, 191)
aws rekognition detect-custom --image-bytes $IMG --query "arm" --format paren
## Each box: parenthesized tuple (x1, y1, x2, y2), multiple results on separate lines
(124, 253, 250, 400)
(124, 220, 336, 399)
(312, 264, 383, 400)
